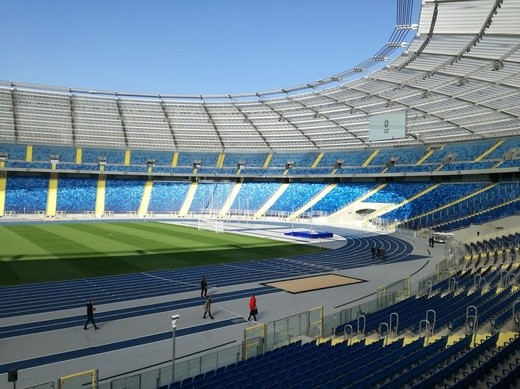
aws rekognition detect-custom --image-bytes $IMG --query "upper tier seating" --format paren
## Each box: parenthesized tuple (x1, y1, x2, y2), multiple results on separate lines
(426, 138, 498, 163)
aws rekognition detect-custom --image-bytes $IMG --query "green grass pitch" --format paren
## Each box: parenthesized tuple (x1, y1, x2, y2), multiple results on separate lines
(0, 221, 324, 286)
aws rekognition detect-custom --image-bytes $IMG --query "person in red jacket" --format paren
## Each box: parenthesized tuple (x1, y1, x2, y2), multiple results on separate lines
(248, 295, 258, 321)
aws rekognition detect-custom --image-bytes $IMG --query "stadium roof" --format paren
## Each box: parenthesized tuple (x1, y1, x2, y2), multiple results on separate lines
(1, 0, 519, 151)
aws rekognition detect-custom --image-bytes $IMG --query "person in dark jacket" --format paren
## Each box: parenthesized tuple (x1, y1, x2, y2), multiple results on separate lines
(201, 275, 208, 298)
(84, 299, 99, 330)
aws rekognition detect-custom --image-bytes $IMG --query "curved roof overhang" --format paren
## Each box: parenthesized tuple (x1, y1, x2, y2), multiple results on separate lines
(0, 0, 519, 152)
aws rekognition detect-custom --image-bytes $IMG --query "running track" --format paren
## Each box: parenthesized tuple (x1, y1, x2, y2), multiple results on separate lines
(0, 224, 423, 319)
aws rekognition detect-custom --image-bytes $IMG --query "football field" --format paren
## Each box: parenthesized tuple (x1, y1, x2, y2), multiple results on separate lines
(0, 221, 322, 286)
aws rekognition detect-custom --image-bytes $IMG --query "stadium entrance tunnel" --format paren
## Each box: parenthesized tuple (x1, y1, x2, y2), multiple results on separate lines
(356, 208, 377, 217)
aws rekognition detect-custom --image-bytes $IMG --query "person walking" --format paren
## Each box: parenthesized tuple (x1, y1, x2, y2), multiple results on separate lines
(203, 296, 214, 319)
(247, 295, 258, 321)
(84, 299, 99, 330)
(201, 275, 208, 298)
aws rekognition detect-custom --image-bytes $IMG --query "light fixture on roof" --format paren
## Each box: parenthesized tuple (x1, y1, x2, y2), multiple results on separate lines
(492, 60, 504, 71)
(421, 91, 430, 99)
(457, 77, 468, 86)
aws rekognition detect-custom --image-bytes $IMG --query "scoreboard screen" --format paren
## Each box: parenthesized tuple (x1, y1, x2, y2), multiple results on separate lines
(369, 111, 406, 141)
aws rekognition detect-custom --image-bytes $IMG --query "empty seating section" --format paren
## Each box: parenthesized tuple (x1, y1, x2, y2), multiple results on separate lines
(413, 182, 520, 231)
(500, 158, 520, 168)
(164, 268, 520, 389)
(0, 137, 519, 176)
(386, 164, 438, 173)
(6, 161, 51, 170)
(336, 166, 383, 174)
(312, 182, 377, 214)
(268, 152, 318, 168)
(4, 175, 48, 213)
(148, 181, 190, 212)
(104, 177, 146, 213)
(363, 182, 431, 203)
(104, 165, 149, 173)
(13, 91, 74, 145)
(438, 200, 520, 232)
(243, 167, 285, 175)
(484, 136, 520, 160)
(82, 147, 125, 165)
(381, 183, 487, 221)
(441, 161, 496, 171)
(56, 176, 97, 213)
(370, 145, 426, 165)
(190, 182, 234, 213)
(427, 138, 498, 163)
(222, 153, 266, 168)
(152, 166, 193, 174)
(231, 182, 281, 211)
(268, 183, 327, 213)
(56, 163, 99, 171)
(72, 97, 126, 148)
(0, 143, 26, 161)
(177, 152, 218, 167)
(196, 167, 236, 175)
(32, 145, 76, 163)
(131, 150, 172, 166)
(316, 150, 372, 168)
(289, 167, 333, 175)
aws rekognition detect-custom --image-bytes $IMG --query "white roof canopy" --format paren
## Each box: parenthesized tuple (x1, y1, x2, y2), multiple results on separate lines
(1, 0, 519, 151)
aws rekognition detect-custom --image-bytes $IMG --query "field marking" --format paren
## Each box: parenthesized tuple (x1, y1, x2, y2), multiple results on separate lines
(140, 272, 198, 288)
(213, 305, 248, 321)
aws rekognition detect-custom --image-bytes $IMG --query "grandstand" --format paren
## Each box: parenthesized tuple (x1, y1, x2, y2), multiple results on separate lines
(1, 0, 520, 388)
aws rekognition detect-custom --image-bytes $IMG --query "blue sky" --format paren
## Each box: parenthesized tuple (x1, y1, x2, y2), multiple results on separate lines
(0, 0, 420, 95)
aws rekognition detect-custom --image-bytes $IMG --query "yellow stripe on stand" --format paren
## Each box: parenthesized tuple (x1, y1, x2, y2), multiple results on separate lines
(179, 181, 198, 217)
(362, 150, 379, 167)
(417, 148, 435, 165)
(46, 173, 58, 217)
(254, 183, 288, 219)
(263, 154, 272, 169)
(0, 173, 6, 216)
(26, 145, 33, 162)
(75, 148, 82, 164)
(138, 180, 153, 217)
(217, 153, 225, 168)
(288, 183, 337, 220)
(172, 152, 178, 167)
(311, 153, 324, 168)
(475, 139, 503, 161)
(220, 181, 242, 217)
(124, 150, 131, 166)
(95, 175, 106, 217)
